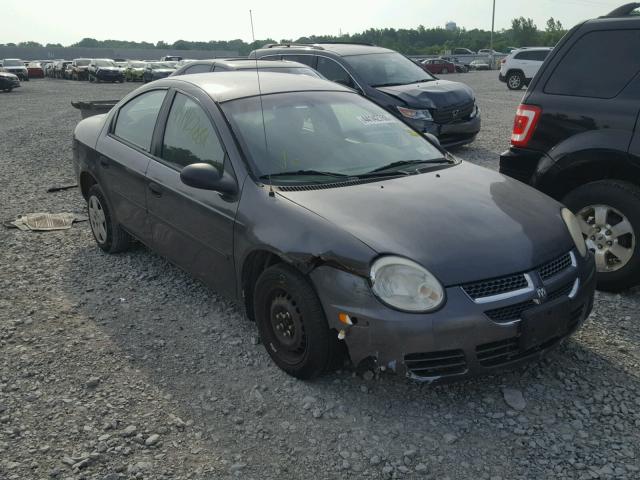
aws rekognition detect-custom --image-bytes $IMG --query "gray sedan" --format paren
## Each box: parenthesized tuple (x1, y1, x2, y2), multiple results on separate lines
(72, 72, 596, 381)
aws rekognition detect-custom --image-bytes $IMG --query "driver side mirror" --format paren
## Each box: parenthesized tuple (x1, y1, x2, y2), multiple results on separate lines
(180, 163, 237, 195)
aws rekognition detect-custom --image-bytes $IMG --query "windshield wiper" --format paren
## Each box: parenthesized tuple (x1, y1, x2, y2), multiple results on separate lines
(362, 158, 451, 175)
(259, 170, 350, 180)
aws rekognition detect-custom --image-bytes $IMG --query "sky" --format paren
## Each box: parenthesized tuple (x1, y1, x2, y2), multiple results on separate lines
(1, 0, 627, 45)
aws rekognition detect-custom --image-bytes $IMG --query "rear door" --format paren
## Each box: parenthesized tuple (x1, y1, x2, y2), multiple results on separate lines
(145, 88, 239, 297)
(96, 89, 168, 241)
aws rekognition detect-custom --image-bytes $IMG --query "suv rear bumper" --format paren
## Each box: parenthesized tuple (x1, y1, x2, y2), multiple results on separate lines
(499, 147, 552, 185)
(498, 72, 506, 82)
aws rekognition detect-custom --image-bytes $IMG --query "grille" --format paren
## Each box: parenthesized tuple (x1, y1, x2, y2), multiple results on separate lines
(476, 335, 560, 367)
(485, 300, 535, 323)
(432, 100, 475, 124)
(404, 349, 467, 378)
(276, 177, 393, 192)
(538, 252, 573, 281)
(462, 273, 528, 300)
(547, 281, 574, 302)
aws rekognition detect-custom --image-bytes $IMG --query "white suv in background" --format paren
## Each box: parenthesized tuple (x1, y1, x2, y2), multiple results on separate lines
(499, 47, 552, 90)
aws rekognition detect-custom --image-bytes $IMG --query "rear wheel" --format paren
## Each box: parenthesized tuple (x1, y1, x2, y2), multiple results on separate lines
(253, 264, 341, 379)
(563, 180, 640, 291)
(87, 184, 131, 254)
(507, 71, 524, 90)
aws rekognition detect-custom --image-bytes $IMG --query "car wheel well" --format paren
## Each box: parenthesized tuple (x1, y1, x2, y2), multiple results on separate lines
(506, 69, 524, 78)
(540, 152, 640, 200)
(80, 172, 97, 200)
(241, 250, 284, 321)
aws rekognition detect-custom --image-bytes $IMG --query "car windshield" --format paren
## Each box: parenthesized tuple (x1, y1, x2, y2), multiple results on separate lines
(259, 67, 322, 78)
(344, 52, 435, 87)
(222, 91, 447, 184)
(3, 60, 23, 67)
(95, 60, 115, 67)
(75, 59, 90, 66)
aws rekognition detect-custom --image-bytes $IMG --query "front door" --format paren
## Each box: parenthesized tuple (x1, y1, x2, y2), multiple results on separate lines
(146, 90, 239, 297)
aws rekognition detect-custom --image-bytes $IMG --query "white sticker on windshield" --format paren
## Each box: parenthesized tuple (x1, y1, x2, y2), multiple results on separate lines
(357, 113, 395, 125)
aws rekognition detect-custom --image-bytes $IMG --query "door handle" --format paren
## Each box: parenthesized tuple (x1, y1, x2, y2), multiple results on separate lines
(99, 156, 109, 168)
(148, 182, 163, 197)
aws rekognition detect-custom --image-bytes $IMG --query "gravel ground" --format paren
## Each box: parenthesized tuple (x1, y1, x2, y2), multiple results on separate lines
(1, 73, 639, 480)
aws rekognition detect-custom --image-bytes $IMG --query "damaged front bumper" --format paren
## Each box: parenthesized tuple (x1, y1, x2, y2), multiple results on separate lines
(310, 250, 596, 382)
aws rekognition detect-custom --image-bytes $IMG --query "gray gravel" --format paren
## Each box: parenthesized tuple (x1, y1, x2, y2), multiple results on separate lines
(1, 73, 639, 480)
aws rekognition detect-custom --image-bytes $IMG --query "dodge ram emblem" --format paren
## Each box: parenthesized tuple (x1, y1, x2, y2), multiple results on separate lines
(533, 287, 548, 304)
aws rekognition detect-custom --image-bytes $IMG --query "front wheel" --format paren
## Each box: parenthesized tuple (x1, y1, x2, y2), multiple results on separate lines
(507, 71, 524, 90)
(563, 180, 640, 292)
(87, 184, 131, 254)
(253, 264, 342, 379)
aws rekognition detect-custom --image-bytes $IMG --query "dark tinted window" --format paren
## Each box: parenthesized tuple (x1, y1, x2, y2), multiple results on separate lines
(281, 54, 316, 68)
(184, 63, 211, 74)
(161, 93, 225, 170)
(114, 90, 166, 151)
(545, 30, 640, 98)
(316, 57, 355, 88)
(515, 50, 549, 61)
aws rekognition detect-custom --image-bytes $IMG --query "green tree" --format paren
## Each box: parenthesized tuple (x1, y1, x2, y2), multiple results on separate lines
(510, 17, 539, 46)
(72, 38, 100, 48)
(18, 41, 43, 47)
(544, 17, 566, 45)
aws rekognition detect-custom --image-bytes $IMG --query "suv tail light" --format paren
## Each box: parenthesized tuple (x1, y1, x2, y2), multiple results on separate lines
(501, 58, 506, 64)
(511, 104, 541, 148)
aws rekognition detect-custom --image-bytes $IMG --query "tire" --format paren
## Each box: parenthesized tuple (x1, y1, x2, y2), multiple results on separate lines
(507, 71, 524, 90)
(4, 88, 12, 92)
(86, 184, 131, 254)
(253, 263, 342, 379)
(562, 180, 640, 292)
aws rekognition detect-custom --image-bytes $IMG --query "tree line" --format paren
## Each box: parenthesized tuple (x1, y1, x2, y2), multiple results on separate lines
(2, 17, 567, 56)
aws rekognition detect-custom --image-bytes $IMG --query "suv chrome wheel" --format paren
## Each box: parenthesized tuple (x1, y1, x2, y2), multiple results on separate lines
(577, 204, 635, 272)
(88, 195, 107, 244)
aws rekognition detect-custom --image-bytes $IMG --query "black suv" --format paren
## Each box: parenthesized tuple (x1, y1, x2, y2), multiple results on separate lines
(250, 43, 481, 148)
(500, 3, 640, 291)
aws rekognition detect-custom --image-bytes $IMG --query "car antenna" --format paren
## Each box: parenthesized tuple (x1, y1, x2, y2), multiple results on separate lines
(250, 10, 274, 197)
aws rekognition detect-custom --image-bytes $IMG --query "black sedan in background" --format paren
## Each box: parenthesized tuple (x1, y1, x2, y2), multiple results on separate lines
(0, 69, 20, 92)
(171, 58, 323, 78)
(142, 62, 176, 83)
(88, 59, 124, 83)
(72, 72, 595, 382)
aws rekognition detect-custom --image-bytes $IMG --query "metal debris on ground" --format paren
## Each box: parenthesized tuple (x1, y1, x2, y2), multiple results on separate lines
(4, 212, 88, 231)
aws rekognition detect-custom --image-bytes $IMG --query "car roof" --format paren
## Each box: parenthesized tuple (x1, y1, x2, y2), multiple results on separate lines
(184, 59, 310, 70)
(161, 71, 352, 103)
(262, 43, 393, 56)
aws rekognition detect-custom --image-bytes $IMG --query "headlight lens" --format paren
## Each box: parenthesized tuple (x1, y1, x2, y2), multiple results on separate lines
(370, 256, 444, 312)
(562, 208, 587, 257)
(396, 106, 433, 121)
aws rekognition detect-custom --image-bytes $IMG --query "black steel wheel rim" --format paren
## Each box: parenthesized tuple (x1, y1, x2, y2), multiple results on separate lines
(267, 289, 307, 364)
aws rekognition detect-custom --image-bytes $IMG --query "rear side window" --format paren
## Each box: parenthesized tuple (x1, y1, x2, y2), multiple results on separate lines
(281, 54, 316, 68)
(113, 90, 166, 151)
(514, 50, 549, 61)
(184, 64, 211, 74)
(316, 57, 355, 88)
(545, 30, 640, 98)
(161, 93, 225, 170)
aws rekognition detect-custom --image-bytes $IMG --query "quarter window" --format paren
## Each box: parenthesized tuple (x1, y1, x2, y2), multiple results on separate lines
(316, 57, 355, 88)
(113, 90, 166, 151)
(161, 93, 225, 170)
(184, 64, 211, 74)
(281, 54, 316, 68)
(545, 30, 640, 98)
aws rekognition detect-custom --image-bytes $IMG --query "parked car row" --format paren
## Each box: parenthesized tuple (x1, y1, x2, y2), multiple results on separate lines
(36, 58, 183, 83)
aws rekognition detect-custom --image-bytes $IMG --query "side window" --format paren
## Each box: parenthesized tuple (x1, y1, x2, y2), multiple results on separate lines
(282, 54, 316, 68)
(113, 90, 166, 151)
(184, 64, 211, 74)
(532, 50, 550, 62)
(161, 93, 225, 170)
(515, 51, 533, 61)
(316, 57, 355, 88)
(545, 30, 640, 98)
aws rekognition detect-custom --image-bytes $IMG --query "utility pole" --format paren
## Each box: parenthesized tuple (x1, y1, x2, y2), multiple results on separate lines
(490, 0, 496, 52)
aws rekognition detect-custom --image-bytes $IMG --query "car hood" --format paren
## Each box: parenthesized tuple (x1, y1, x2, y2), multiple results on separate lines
(276, 162, 574, 286)
(3, 66, 26, 71)
(0, 72, 18, 79)
(152, 69, 174, 74)
(376, 79, 475, 109)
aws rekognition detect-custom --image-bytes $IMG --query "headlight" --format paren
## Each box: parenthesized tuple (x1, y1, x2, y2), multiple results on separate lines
(370, 256, 445, 312)
(396, 106, 433, 121)
(561, 208, 587, 257)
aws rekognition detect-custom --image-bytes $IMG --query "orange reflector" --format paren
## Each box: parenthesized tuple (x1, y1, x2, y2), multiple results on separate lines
(338, 312, 353, 326)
